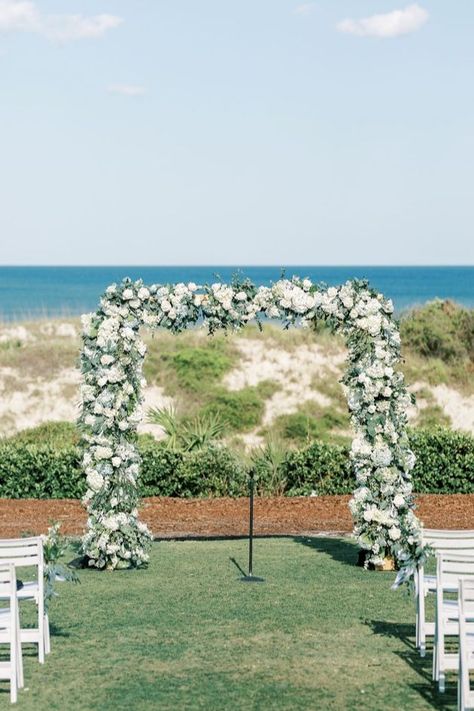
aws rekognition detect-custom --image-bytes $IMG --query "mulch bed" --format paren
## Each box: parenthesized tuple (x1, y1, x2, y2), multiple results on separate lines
(1, 494, 474, 538)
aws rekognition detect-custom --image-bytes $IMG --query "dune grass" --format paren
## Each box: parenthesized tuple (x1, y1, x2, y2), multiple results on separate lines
(7, 538, 452, 710)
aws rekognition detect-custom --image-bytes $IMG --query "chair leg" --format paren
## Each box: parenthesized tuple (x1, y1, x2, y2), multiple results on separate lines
(439, 671, 445, 693)
(16, 613, 24, 689)
(10, 671, 17, 704)
(10, 623, 18, 704)
(418, 587, 426, 656)
(44, 613, 50, 655)
(432, 637, 438, 681)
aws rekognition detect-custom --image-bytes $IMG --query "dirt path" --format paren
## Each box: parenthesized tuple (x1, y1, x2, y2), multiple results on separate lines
(1, 494, 474, 538)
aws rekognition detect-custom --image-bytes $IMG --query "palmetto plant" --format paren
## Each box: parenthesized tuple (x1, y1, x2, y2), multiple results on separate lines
(252, 437, 287, 495)
(147, 406, 226, 452)
(147, 405, 181, 451)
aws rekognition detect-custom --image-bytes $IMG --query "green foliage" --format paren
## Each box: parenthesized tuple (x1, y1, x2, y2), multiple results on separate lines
(180, 412, 227, 452)
(0, 443, 84, 498)
(4, 421, 80, 447)
(416, 405, 451, 430)
(203, 387, 265, 432)
(0, 425, 473, 498)
(401, 300, 474, 362)
(41, 522, 79, 611)
(409, 428, 474, 494)
(268, 407, 349, 446)
(147, 405, 182, 451)
(147, 406, 226, 451)
(0, 339, 22, 351)
(139, 443, 246, 497)
(251, 438, 287, 495)
(170, 344, 234, 392)
(281, 440, 353, 495)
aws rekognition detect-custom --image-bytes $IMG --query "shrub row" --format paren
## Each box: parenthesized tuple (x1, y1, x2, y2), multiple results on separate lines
(0, 428, 472, 499)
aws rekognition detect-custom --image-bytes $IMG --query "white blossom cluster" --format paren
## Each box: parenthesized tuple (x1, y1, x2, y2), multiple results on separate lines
(80, 275, 422, 574)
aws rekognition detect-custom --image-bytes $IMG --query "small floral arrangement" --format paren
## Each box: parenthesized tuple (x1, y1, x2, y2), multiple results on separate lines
(42, 522, 79, 610)
(80, 275, 424, 579)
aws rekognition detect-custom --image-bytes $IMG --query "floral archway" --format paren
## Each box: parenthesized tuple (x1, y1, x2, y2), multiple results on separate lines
(80, 276, 422, 572)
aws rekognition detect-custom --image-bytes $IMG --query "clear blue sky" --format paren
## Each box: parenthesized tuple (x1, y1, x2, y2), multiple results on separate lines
(1, 1, 473, 265)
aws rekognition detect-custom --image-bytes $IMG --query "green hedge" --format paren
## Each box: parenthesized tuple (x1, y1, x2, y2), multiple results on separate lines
(409, 428, 474, 494)
(0, 442, 247, 499)
(0, 427, 472, 498)
(0, 444, 84, 498)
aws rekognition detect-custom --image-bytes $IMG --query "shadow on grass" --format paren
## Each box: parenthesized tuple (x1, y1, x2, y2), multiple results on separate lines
(229, 557, 246, 577)
(368, 620, 457, 710)
(293, 535, 359, 567)
(49, 621, 71, 640)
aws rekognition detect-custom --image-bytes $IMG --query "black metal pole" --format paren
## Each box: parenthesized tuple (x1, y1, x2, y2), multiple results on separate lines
(241, 468, 264, 583)
(248, 469, 254, 576)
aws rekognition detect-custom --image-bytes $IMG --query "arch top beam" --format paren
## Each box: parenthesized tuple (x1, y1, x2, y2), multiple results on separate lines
(80, 275, 422, 576)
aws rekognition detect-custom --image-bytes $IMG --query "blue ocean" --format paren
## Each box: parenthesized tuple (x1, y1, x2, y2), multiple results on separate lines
(0, 266, 472, 321)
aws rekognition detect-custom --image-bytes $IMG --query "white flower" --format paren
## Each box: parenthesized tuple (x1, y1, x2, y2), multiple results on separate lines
(372, 445, 392, 467)
(393, 494, 405, 508)
(112, 456, 122, 468)
(95, 446, 113, 460)
(235, 291, 247, 301)
(81, 313, 94, 336)
(100, 354, 115, 366)
(188, 282, 197, 292)
(138, 287, 150, 301)
(122, 288, 134, 300)
(388, 526, 401, 541)
(103, 516, 119, 531)
(86, 471, 104, 491)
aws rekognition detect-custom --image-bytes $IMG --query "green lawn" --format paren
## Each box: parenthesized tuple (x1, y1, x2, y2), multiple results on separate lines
(5, 538, 453, 710)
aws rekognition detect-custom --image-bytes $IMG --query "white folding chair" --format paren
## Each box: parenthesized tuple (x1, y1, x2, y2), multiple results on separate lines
(433, 552, 474, 693)
(0, 563, 24, 703)
(416, 529, 474, 657)
(458, 577, 474, 711)
(0, 538, 49, 663)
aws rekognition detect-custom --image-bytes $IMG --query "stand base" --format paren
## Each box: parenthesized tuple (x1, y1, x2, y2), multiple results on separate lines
(240, 575, 265, 583)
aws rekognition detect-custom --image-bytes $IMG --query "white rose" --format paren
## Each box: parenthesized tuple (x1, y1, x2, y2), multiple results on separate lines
(122, 288, 134, 300)
(112, 456, 122, 468)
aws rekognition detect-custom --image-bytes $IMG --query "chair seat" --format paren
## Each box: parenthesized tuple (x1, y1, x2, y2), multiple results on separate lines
(17, 580, 39, 600)
(0, 580, 39, 602)
(424, 574, 458, 593)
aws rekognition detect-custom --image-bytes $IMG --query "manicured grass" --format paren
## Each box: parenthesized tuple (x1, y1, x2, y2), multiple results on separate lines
(6, 538, 452, 710)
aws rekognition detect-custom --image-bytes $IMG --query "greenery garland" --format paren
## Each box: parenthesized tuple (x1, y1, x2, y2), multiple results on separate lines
(80, 276, 423, 573)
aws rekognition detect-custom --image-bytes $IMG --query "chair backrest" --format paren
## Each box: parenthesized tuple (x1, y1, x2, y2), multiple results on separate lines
(437, 552, 474, 591)
(0, 536, 44, 570)
(0, 562, 17, 599)
(423, 529, 474, 551)
(459, 577, 474, 705)
(0, 563, 18, 632)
